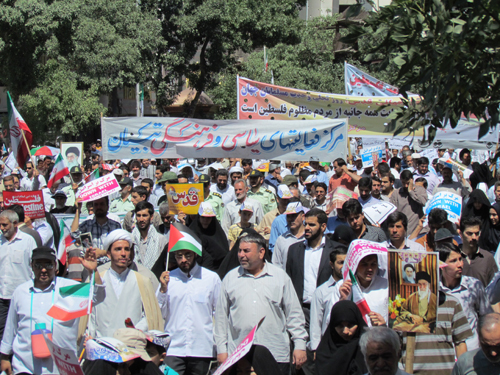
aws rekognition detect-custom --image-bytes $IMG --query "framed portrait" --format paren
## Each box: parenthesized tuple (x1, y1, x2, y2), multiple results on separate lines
(60, 142, 84, 170)
(388, 250, 439, 334)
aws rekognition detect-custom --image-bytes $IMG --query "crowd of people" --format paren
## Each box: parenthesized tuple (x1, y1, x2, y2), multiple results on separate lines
(0, 139, 500, 375)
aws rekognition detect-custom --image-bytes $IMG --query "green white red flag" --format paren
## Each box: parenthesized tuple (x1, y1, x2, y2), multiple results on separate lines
(349, 268, 371, 320)
(84, 168, 100, 184)
(7, 92, 32, 167)
(47, 278, 93, 321)
(57, 220, 74, 265)
(168, 222, 202, 255)
(47, 154, 70, 189)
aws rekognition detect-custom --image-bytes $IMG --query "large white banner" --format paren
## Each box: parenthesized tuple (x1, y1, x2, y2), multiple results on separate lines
(102, 117, 349, 161)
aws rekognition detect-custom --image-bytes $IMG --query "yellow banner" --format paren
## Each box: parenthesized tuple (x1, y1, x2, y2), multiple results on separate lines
(237, 76, 423, 137)
(166, 183, 204, 215)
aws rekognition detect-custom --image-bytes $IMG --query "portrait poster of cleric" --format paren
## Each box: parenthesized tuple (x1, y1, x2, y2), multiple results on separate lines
(388, 250, 439, 334)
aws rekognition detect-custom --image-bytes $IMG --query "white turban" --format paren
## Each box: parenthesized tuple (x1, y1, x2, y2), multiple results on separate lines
(229, 166, 244, 175)
(103, 229, 133, 251)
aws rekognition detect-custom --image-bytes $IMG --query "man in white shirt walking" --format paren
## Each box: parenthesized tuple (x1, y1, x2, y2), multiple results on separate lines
(158, 243, 221, 375)
(0, 210, 37, 341)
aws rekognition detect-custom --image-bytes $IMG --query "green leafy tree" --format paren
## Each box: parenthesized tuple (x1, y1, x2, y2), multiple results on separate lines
(209, 15, 400, 120)
(146, 0, 306, 117)
(0, 0, 162, 141)
(342, 0, 500, 140)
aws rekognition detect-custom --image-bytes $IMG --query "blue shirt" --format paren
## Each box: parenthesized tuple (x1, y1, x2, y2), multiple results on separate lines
(326, 216, 348, 234)
(268, 215, 288, 251)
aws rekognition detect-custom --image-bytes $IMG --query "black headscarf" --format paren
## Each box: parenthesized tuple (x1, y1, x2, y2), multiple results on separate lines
(479, 203, 500, 253)
(315, 300, 368, 375)
(462, 189, 491, 225)
(217, 228, 272, 280)
(331, 225, 357, 246)
(228, 345, 281, 375)
(189, 214, 229, 271)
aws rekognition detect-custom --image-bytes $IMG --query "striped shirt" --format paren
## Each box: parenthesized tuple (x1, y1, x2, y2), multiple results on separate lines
(400, 292, 473, 375)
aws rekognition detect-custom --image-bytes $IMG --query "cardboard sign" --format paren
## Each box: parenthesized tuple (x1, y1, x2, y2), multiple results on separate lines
(363, 202, 397, 226)
(360, 144, 384, 168)
(425, 191, 462, 224)
(342, 239, 388, 280)
(77, 174, 120, 202)
(388, 250, 439, 334)
(214, 318, 264, 375)
(166, 183, 204, 215)
(44, 338, 85, 375)
(388, 139, 412, 150)
(3, 191, 45, 219)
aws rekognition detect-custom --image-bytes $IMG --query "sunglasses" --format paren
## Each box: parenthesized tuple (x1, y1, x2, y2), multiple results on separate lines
(33, 262, 55, 270)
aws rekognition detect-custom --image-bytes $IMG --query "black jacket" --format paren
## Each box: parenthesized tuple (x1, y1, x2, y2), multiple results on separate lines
(286, 236, 341, 306)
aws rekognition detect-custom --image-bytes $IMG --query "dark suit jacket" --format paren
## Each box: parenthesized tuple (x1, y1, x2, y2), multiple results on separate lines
(286, 236, 341, 305)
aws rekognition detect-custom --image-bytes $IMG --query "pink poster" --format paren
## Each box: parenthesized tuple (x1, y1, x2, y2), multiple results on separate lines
(77, 174, 120, 202)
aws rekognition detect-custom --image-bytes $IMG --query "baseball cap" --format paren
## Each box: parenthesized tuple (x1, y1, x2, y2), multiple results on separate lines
(309, 156, 320, 162)
(249, 170, 263, 178)
(198, 202, 216, 217)
(199, 174, 211, 184)
(284, 202, 305, 215)
(113, 328, 151, 362)
(240, 201, 254, 212)
(304, 175, 317, 185)
(269, 163, 280, 172)
(113, 169, 124, 176)
(70, 166, 83, 174)
(32, 247, 57, 261)
(434, 228, 455, 242)
(283, 175, 298, 186)
(51, 190, 67, 199)
(277, 184, 293, 199)
(158, 171, 178, 184)
(119, 177, 133, 186)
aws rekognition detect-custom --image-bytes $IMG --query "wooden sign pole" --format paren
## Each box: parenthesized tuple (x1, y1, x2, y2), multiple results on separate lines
(405, 332, 416, 374)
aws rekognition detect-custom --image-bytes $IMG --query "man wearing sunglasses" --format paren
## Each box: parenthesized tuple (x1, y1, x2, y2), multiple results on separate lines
(0, 246, 104, 375)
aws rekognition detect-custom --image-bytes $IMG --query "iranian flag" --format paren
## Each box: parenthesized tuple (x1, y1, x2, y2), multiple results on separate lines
(84, 168, 99, 184)
(168, 222, 202, 255)
(7, 92, 32, 168)
(47, 154, 70, 189)
(349, 268, 371, 320)
(57, 220, 74, 265)
(47, 276, 94, 321)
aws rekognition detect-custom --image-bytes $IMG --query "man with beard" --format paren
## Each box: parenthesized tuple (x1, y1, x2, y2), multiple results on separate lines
(62, 166, 88, 213)
(286, 209, 340, 374)
(342, 199, 387, 242)
(452, 313, 500, 374)
(157, 239, 221, 375)
(0, 210, 37, 340)
(49, 190, 74, 214)
(123, 186, 162, 233)
(130, 160, 144, 187)
(71, 196, 122, 262)
(247, 170, 276, 215)
(380, 173, 395, 201)
(131, 201, 168, 270)
(439, 243, 492, 351)
(390, 170, 428, 234)
(432, 166, 471, 198)
(210, 169, 235, 206)
(309, 245, 348, 352)
(394, 272, 437, 333)
(221, 179, 263, 235)
(84, 229, 163, 338)
(371, 176, 382, 200)
(228, 166, 243, 186)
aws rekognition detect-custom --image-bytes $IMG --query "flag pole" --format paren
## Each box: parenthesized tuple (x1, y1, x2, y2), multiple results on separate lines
(21, 129, 36, 168)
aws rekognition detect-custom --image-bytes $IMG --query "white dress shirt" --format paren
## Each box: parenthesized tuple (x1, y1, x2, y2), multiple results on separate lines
(108, 267, 130, 298)
(210, 184, 236, 206)
(20, 175, 47, 191)
(33, 219, 54, 248)
(309, 276, 338, 350)
(157, 263, 221, 357)
(0, 277, 105, 374)
(0, 230, 37, 299)
(303, 237, 326, 304)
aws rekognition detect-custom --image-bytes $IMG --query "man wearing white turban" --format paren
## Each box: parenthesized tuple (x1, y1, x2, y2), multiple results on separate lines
(79, 229, 163, 341)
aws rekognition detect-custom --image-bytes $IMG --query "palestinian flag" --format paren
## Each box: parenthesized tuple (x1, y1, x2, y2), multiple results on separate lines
(349, 268, 371, 320)
(84, 168, 99, 184)
(57, 220, 74, 265)
(168, 222, 202, 255)
(7, 92, 32, 168)
(47, 154, 70, 189)
(47, 281, 92, 321)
